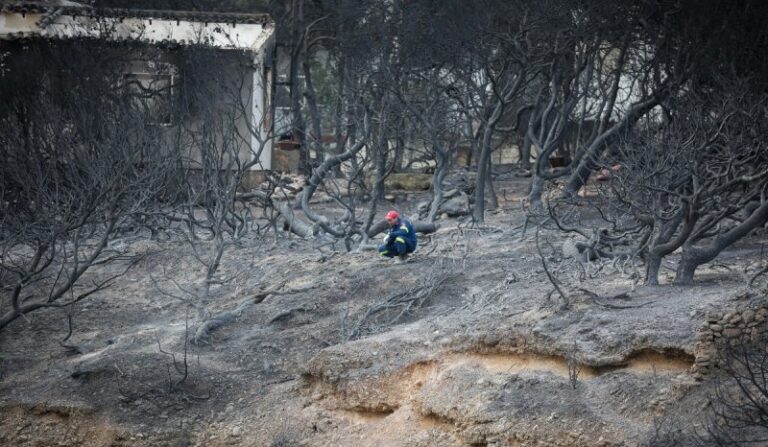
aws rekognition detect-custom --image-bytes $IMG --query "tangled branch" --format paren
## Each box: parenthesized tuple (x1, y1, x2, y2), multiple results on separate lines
(341, 264, 454, 341)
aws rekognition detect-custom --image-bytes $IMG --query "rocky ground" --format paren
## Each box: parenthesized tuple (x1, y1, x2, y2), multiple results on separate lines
(2, 178, 768, 446)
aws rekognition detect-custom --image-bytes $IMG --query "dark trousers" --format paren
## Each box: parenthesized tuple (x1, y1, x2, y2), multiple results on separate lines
(378, 238, 413, 258)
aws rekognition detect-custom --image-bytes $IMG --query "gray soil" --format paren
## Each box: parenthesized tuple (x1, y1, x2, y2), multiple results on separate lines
(2, 179, 767, 446)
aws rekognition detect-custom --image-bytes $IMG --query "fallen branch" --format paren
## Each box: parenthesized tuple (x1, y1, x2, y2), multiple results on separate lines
(268, 304, 316, 324)
(192, 281, 316, 344)
(192, 297, 255, 345)
(272, 199, 315, 239)
(299, 117, 370, 238)
(577, 288, 656, 310)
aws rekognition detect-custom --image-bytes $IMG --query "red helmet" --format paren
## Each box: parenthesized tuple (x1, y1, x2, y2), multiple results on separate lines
(385, 210, 399, 221)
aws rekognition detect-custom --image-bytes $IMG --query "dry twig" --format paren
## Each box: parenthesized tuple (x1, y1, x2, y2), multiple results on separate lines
(341, 263, 454, 341)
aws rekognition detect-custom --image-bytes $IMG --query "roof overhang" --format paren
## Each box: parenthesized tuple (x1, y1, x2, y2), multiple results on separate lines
(0, 3, 274, 53)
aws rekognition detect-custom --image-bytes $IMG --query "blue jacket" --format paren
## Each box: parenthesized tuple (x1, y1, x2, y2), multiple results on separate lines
(388, 218, 417, 250)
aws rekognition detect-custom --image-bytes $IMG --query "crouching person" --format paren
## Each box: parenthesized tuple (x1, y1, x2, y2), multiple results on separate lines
(378, 210, 417, 262)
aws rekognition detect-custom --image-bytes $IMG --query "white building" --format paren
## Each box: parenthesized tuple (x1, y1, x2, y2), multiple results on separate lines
(0, 0, 276, 173)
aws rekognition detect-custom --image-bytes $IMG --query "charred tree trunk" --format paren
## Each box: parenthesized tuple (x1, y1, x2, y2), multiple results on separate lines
(675, 202, 768, 285)
(427, 150, 450, 223)
(473, 91, 511, 223)
(392, 135, 405, 174)
(363, 141, 387, 237)
(644, 208, 688, 285)
(288, 0, 310, 175)
(645, 255, 663, 286)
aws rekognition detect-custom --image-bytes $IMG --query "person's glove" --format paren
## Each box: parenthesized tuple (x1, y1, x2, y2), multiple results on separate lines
(382, 234, 390, 244)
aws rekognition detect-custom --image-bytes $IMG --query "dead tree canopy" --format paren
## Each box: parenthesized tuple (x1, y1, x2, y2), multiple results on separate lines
(611, 80, 768, 285)
(540, 1, 768, 285)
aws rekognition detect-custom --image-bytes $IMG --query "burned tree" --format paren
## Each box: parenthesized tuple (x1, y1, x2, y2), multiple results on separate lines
(524, 0, 692, 209)
(395, 69, 462, 223)
(0, 40, 179, 329)
(537, 1, 768, 285)
(0, 5, 276, 336)
(446, 0, 538, 223)
(607, 79, 768, 285)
